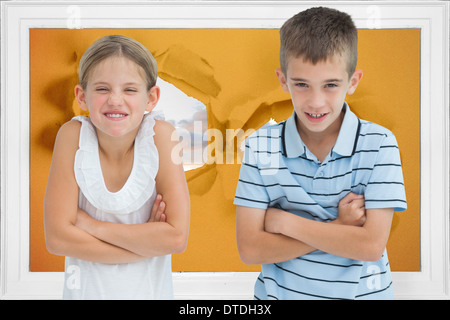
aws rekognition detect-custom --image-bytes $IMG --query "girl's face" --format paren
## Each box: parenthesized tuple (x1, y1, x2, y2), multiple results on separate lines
(75, 56, 159, 139)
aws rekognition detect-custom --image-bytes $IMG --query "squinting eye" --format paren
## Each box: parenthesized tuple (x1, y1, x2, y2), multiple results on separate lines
(295, 83, 308, 88)
(96, 88, 108, 92)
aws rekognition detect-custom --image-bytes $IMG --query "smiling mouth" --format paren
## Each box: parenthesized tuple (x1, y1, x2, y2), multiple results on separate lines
(306, 113, 327, 119)
(105, 113, 128, 118)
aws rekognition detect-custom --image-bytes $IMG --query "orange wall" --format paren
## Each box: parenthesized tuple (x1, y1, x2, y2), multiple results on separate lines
(30, 28, 420, 272)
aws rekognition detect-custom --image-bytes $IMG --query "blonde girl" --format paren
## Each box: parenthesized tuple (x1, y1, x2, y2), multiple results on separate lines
(44, 35, 190, 299)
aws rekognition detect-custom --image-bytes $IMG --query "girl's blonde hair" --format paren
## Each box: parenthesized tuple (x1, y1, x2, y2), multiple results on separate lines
(78, 35, 157, 90)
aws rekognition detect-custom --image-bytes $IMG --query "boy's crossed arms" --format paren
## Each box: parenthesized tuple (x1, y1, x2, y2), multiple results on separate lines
(236, 192, 393, 264)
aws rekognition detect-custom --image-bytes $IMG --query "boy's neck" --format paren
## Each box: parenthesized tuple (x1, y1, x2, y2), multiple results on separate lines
(297, 110, 345, 163)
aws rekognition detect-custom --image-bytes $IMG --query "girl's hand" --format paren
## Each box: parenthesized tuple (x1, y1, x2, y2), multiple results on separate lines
(337, 192, 366, 226)
(148, 194, 167, 223)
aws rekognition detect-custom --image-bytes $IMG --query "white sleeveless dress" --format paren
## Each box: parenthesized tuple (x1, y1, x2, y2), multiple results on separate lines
(62, 113, 173, 300)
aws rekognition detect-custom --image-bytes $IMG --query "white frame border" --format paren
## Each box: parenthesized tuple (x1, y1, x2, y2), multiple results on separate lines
(1, 1, 448, 300)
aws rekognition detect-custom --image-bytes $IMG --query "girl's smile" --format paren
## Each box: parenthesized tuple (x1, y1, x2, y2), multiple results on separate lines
(104, 111, 129, 120)
(75, 56, 159, 140)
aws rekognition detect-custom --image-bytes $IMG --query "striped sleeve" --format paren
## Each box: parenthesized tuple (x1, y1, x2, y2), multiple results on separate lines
(364, 133, 407, 212)
(234, 139, 270, 210)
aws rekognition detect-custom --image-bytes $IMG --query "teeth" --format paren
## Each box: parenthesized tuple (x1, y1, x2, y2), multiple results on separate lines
(106, 113, 126, 118)
(308, 113, 326, 118)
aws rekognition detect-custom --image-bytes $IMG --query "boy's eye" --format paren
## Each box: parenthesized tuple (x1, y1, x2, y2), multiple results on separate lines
(325, 83, 338, 88)
(125, 88, 138, 93)
(95, 87, 108, 92)
(295, 83, 308, 88)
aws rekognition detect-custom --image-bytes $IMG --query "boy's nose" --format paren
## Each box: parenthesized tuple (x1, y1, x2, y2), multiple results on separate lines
(307, 89, 325, 108)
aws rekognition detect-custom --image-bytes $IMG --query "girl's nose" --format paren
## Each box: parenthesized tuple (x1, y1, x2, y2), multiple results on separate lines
(108, 92, 123, 105)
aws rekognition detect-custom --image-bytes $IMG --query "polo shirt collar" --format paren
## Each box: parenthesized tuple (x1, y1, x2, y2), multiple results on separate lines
(282, 110, 306, 158)
(282, 102, 360, 158)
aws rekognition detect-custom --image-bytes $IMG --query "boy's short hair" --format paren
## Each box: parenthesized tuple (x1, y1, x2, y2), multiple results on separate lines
(280, 7, 358, 77)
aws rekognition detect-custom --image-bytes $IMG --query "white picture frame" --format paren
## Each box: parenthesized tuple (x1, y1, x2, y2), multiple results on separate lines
(1, 0, 449, 300)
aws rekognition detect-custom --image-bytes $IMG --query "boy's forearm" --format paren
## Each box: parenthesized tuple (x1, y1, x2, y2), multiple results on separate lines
(251, 209, 345, 264)
(241, 230, 317, 265)
(283, 216, 375, 261)
(268, 208, 392, 261)
(236, 206, 316, 265)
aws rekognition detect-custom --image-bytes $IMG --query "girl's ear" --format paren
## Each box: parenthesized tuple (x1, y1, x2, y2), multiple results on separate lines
(146, 85, 160, 113)
(74, 84, 89, 111)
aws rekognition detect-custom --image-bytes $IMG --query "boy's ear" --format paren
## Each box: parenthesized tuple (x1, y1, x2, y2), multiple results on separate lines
(146, 85, 160, 113)
(347, 69, 363, 95)
(275, 68, 290, 93)
(74, 84, 89, 111)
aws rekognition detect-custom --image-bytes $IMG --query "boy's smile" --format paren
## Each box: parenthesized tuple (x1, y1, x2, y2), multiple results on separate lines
(276, 55, 362, 142)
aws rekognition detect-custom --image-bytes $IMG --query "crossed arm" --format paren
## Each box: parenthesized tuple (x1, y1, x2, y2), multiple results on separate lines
(44, 120, 190, 264)
(236, 193, 394, 264)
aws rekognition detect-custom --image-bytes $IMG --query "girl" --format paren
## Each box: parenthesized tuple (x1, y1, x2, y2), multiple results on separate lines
(44, 35, 190, 299)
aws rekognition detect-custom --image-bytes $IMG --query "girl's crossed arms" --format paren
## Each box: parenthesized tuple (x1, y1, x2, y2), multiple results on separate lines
(44, 118, 190, 264)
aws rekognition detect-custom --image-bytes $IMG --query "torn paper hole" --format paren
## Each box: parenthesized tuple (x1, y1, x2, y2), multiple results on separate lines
(154, 77, 208, 171)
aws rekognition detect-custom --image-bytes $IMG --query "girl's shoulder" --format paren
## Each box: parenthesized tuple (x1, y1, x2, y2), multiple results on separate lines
(153, 118, 176, 133)
(61, 118, 83, 131)
(54, 119, 82, 152)
(153, 118, 177, 142)
(49, 119, 82, 172)
(152, 119, 180, 163)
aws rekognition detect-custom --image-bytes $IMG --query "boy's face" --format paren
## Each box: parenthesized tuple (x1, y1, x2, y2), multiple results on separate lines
(276, 54, 362, 139)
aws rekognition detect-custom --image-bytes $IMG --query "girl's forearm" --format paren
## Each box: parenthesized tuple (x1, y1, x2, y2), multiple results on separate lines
(88, 219, 187, 258)
(47, 223, 147, 264)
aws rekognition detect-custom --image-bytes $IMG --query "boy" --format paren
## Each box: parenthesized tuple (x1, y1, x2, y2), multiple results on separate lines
(234, 7, 407, 300)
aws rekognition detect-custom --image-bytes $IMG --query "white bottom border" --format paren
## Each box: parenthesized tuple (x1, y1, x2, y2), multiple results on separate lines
(1, 271, 449, 300)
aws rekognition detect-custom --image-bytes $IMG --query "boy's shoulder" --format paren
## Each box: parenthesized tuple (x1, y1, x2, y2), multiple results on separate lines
(359, 119, 396, 139)
(246, 121, 284, 146)
(356, 119, 400, 154)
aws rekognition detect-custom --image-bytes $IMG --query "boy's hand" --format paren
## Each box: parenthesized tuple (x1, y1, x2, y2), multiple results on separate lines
(148, 194, 167, 223)
(337, 192, 366, 226)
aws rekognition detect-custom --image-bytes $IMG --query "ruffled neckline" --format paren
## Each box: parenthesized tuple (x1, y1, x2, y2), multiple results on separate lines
(73, 113, 160, 214)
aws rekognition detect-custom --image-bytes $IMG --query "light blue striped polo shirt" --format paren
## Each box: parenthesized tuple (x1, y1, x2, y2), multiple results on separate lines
(234, 103, 407, 300)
